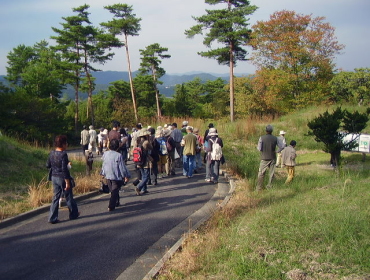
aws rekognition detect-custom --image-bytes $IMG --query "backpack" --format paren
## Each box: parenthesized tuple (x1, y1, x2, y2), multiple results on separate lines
(158, 137, 168, 155)
(133, 146, 144, 165)
(209, 138, 222, 160)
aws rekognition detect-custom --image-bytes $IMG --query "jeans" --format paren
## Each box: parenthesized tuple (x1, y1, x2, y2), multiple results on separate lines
(49, 176, 79, 223)
(195, 152, 202, 170)
(138, 168, 150, 192)
(210, 160, 220, 182)
(120, 148, 128, 162)
(183, 155, 196, 177)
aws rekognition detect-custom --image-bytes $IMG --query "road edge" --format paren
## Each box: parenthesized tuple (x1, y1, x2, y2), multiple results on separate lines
(116, 169, 236, 280)
(0, 191, 100, 229)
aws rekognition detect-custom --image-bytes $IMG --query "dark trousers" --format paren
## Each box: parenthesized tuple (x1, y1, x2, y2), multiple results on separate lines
(107, 180, 123, 210)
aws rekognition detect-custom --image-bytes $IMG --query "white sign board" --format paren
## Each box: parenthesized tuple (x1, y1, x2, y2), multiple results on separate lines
(343, 133, 370, 153)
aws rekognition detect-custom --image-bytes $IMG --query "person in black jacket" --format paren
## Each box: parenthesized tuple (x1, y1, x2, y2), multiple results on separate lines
(46, 135, 79, 224)
(148, 127, 159, 185)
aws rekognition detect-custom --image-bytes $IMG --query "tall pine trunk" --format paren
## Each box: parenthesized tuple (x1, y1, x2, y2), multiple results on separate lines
(229, 42, 235, 122)
(125, 35, 138, 122)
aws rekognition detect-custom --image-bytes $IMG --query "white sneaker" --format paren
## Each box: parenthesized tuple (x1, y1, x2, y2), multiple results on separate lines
(162, 173, 167, 178)
(205, 178, 211, 182)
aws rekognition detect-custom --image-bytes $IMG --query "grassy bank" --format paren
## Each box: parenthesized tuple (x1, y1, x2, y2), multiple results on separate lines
(0, 135, 101, 220)
(157, 105, 370, 279)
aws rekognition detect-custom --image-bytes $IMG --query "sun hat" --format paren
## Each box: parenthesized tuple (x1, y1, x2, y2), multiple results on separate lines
(137, 128, 150, 137)
(163, 129, 171, 137)
(182, 121, 188, 126)
(208, 127, 218, 136)
(279, 130, 286, 135)
(186, 126, 193, 132)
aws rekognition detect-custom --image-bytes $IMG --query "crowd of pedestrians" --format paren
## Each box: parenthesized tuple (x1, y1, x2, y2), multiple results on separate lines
(48, 120, 225, 220)
(47, 120, 299, 223)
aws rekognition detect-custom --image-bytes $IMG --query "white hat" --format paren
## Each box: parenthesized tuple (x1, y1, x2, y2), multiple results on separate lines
(208, 128, 218, 136)
(182, 121, 188, 126)
(163, 129, 171, 137)
(280, 130, 286, 135)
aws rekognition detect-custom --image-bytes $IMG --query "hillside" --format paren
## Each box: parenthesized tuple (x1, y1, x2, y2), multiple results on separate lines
(0, 71, 250, 99)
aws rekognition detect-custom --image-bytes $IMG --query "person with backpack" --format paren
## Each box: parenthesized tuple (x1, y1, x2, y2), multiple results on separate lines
(205, 128, 223, 184)
(133, 129, 153, 195)
(156, 129, 169, 178)
(163, 128, 176, 176)
(119, 128, 129, 163)
(101, 139, 131, 211)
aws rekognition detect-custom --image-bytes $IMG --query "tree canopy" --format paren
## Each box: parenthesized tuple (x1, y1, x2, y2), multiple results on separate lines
(185, 0, 257, 122)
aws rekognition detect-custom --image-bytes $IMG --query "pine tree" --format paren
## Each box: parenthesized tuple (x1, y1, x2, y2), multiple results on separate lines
(185, 0, 257, 122)
(101, 4, 141, 122)
(307, 107, 369, 167)
(138, 43, 171, 120)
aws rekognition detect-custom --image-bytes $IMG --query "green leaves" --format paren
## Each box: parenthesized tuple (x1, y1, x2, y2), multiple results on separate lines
(185, 0, 257, 121)
(307, 107, 369, 165)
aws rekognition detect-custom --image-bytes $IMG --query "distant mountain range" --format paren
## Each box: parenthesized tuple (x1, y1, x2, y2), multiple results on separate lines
(92, 71, 249, 86)
(0, 71, 250, 98)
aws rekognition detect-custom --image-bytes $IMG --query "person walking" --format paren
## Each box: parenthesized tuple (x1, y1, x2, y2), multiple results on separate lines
(88, 125, 97, 153)
(156, 129, 169, 178)
(97, 127, 107, 155)
(107, 120, 121, 147)
(47, 135, 79, 224)
(193, 128, 204, 173)
(256, 125, 284, 191)
(281, 140, 297, 184)
(80, 125, 89, 155)
(203, 123, 214, 164)
(119, 128, 129, 163)
(135, 129, 153, 195)
(181, 126, 198, 178)
(276, 130, 287, 168)
(163, 128, 176, 176)
(171, 122, 183, 168)
(205, 128, 223, 184)
(148, 127, 159, 185)
(101, 139, 131, 211)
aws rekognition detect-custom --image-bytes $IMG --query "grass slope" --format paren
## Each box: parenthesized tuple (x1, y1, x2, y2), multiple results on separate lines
(157, 105, 370, 280)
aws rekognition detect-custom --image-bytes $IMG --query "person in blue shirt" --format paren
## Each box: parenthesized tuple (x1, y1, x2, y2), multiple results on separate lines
(101, 139, 131, 211)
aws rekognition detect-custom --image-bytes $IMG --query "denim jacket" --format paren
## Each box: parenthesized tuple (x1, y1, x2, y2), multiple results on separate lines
(101, 150, 131, 181)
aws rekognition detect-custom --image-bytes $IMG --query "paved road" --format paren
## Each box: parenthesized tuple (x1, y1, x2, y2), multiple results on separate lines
(0, 159, 228, 280)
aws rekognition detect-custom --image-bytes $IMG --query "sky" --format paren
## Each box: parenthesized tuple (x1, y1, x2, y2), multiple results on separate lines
(0, 0, 369, 75)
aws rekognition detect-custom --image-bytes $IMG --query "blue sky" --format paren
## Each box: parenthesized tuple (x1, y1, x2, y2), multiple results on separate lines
(0, 0, 369, 75)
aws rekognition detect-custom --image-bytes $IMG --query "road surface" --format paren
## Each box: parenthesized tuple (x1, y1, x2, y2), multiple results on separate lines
(0, 159, 228, 280)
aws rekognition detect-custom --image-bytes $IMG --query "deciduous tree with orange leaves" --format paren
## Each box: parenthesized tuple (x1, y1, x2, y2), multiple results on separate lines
(250, 10, 344, 109)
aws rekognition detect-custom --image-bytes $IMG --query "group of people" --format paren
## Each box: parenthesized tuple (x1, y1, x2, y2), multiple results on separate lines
(256, 125, 297, 191)
(46, 120, 299, 223)
(46, 120, 225, 222)
(100, 120, 225, 211)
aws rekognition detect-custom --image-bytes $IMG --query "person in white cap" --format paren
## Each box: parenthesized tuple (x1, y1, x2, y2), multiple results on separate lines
(276, 130, 287, 168)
